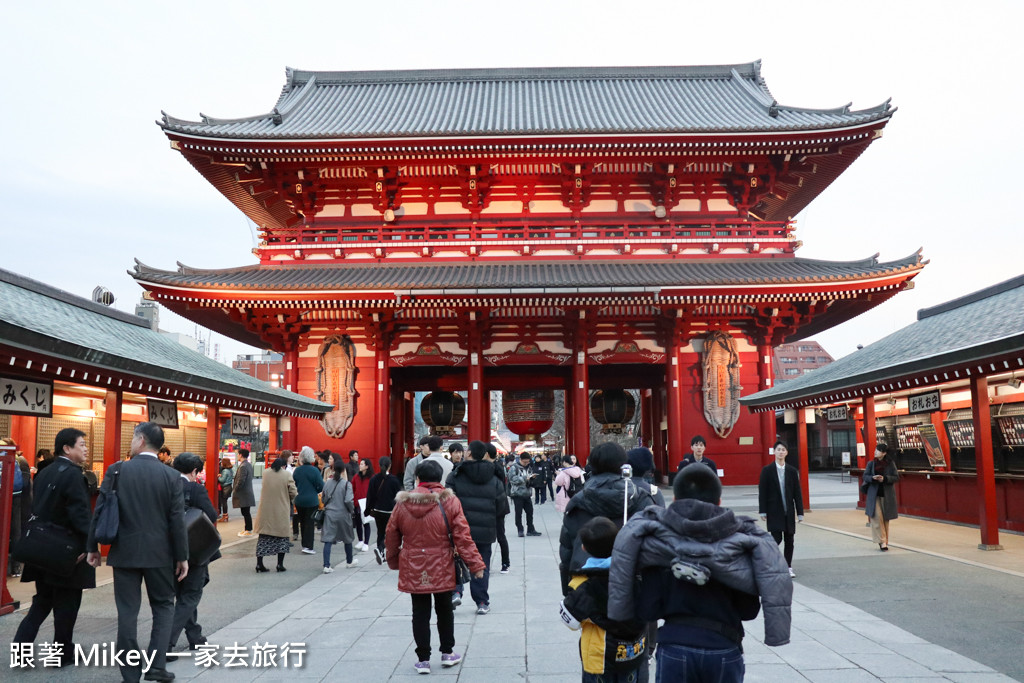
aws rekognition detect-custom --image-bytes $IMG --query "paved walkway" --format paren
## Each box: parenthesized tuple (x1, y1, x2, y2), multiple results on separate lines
(4, 473, 1023, 681)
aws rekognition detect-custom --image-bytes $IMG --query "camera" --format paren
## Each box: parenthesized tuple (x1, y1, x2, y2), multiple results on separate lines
(620, 464, 633, 479)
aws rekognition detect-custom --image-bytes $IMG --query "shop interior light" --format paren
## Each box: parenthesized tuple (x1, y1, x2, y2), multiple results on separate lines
(1009, 377, 1022, 389)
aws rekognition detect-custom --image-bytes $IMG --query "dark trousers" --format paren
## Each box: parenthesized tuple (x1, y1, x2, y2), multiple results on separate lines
(240, 506, 252, 531)
(113, 565, 176, 682)
(495, 514, 510, 566)
(469, 542, 492, 607)
(371, 511, 391, 551)
(534, 485, 546, 504)
(513, 496, 535, 532)
(296, 505, 317, 550)
(411, 591, 455, 661)
(656, 643, 741, 683)
(218, 491, 229, 515)
(770, 529, 795, 566)
(14, 579, 84, 658)
(353, 508, 369, 543)
(546, 479, 555, 500)
(168, 563, 208, 649)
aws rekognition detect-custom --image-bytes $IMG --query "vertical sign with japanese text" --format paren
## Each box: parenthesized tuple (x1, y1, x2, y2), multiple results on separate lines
(0, 376, 53, 417)
(146, 398, 179, 429)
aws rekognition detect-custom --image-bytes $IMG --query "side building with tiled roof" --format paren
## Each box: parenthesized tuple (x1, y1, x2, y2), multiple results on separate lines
(137, 62, 922, 484)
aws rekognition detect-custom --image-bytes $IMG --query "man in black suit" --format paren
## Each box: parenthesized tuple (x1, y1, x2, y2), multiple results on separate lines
(87, 421, 188, 683)
(758, 440, 804, 578)
(14, 428, 97, 665)
(167, 452, 220, 658)
(678, 434, 717, 473)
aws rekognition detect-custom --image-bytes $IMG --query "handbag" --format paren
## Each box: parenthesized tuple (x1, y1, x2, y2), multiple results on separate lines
(93, 462, 123, 545)
(13, 517, 83, 577)
(313, 481, 336, 529)
(860, 461, 874, 495)
(437, 502, 472, 585)
(183, 486, 221, 565)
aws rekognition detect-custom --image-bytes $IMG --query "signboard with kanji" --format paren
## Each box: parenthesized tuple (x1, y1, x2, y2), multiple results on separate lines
(0, 376, 53, 417)
(908, 390, 941, 415)
(230, 414, 252, 436)
(146, 398, 179, 429)
(826, 405, 848, 421)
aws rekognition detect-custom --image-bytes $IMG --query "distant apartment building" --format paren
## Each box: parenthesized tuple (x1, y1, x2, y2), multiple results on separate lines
(772, 341, 834, 383)
(233, 351, 285, 387)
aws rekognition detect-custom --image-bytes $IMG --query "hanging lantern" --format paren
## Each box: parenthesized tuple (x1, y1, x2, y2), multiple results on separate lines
(421, 391, 466, 436)
(502, 389, 555, 441)
(590, 389, 636, 434)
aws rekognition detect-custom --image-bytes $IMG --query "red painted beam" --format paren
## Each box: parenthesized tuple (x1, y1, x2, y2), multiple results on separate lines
(970, 376, 1001, 549)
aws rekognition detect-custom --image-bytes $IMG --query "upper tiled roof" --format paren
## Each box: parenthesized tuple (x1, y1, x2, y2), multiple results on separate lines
(131, 253, 923, 293)
(0, 269, 332, 416)
(160, 62, 893, 140)
(742, 274, 1024, 409)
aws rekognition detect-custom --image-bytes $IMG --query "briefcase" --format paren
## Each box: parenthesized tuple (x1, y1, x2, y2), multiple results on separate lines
(184, 507, 222, 565)
(13, 517, 83, 577)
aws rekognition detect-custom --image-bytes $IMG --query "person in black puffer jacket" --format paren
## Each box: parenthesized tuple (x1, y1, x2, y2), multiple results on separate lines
(558, 442, 656, 596)
(448, 440, 504, 613)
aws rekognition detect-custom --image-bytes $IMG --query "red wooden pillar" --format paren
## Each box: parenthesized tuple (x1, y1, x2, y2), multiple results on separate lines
(757, 343, 776, 467)
(863, 396, 877, 469)
(9, 415, 37, 464)
(640, 389, 653, 449)
(267, 416, 278, 454)
(665, 335, 684, 471)
(374, 343, 391, 458)
(573, 320, 591, 463)
(0, 444, 17, 613)
(205, 404, 220, 508)
(797, 407, 811, 511)
(467, 339, 487, 442)
(103, 390, 123, 476)
(283, 349, 299, 451)
(651, 387, 665, 474)
(970, 376, 1002, 549)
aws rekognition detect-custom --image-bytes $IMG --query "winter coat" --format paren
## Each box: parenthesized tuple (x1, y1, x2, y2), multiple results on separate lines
(366, 471, 402, 513)
(758, 463, 804, 534)
(253, 467, 296, 538)
(529, 460, 547, 487)
(678, 454, 717, 472)
(352, 473, 372, 505)
(231, 460, 255, 508)
(558, 472, 656, 594)
(608, 498, 793, 647)
(863, 457, 899, 521)
(293, 464, 324, 508)
(554, 465, 585, 513)
(385, 482, 485, 594)
(402, 454, 423, 491)
(217, 466, 234, 495)
(448, 459, 504, 544)
(320, 477, 355, 544)
(507, 461, 533, 499)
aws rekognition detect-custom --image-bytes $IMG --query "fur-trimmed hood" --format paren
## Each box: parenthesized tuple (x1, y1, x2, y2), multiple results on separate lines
(395, 482, 455, 518)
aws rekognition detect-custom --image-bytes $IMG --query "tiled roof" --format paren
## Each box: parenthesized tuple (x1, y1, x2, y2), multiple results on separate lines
(160, 62, 893, 140)
(742, 274, 1024, 409)
(0, 269, 332, 416)
(132, 253, 923, 293)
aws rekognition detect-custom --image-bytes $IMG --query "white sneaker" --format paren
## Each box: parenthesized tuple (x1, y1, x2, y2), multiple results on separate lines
(788, 567, 796, 578)
(360, 543, 370, 552)
(322, 566, 334, 574)
(301, 548, 316, 555)
(346, 559, 359, 568)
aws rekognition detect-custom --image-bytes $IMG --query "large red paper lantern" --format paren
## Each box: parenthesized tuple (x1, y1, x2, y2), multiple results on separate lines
(590, 389, 636, 434)
(421, 391, 466, 435)
(502, 390, 555, 440)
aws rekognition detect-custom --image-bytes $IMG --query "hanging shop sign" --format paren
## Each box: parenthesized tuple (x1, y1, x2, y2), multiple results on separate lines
(230, 413, 252, 436)
(826, 405, 848, 422)
(146, 398, 179, 429)
(908, 390, 941, 415)
(0, 375, 53, 418)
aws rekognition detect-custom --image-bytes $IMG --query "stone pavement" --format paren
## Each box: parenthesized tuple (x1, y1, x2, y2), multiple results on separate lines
(5, 473, 1023, 681)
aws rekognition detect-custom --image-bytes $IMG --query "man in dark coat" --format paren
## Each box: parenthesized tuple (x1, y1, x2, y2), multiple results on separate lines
(558, 442, 656, 596)
(167, 452, 221, 658)
(14, 428, 97, 666)
(87, 422, 188, 683)
(232, 448, 255, 536)
(448, 440, 504, 614)
(677, 434, 717, 473)
(758, 441, 804, 577)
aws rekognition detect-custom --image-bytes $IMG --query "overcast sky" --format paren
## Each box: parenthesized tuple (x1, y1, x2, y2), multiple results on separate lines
(2, 0, 1021, 364)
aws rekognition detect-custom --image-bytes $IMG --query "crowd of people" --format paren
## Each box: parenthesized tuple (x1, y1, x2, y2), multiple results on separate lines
(5, 426, 900, 681)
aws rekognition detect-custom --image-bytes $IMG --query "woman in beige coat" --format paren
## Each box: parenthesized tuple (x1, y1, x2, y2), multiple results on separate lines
(254, 455, 297, 572)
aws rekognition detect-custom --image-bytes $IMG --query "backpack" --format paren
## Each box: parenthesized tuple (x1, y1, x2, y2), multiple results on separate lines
(10, 462, 24, 494)
(566, 472, 584, 499)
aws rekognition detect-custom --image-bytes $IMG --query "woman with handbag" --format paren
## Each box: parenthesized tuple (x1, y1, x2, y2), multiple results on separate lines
(253, 456, 297, 573)
(320, 459, 357, 572)
(13, 428, 95, 666)
(385, 459, 485, 674)
(217, 458, 233, 522)
(863, 443, 899, 551)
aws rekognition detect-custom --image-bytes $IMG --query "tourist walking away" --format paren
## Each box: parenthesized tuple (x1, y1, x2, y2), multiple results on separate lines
(14, 428, 96, 666)
(531, 455, 548, 504)
(320, 459, 357, 571)
(677, 435, 716, 473)
(216, 457, 233, 521)
(486, 443, 512, 573)
(554, 455, 586, 513)
(508, 452, 542, 537)
(385, 459, 485, 674)
(352, 457, 374, 551)
(626, 447, 665, 507)
(167, 452, 220, 658)
(254, 455, 297, 572)
(559, 442, 656, 595)
(86, 421, 188, 683)
(863, 443, 899, 551)
(448, 440, 504, 614)
(293, 446, 324, 555)
(403, 436, 432, 491)
(758, 440, 804, 577)
(366, 455, 402, 565)
(608, 464, 793, 683)
(559, 517, 649, 683)
(232, 448, 255, 536)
